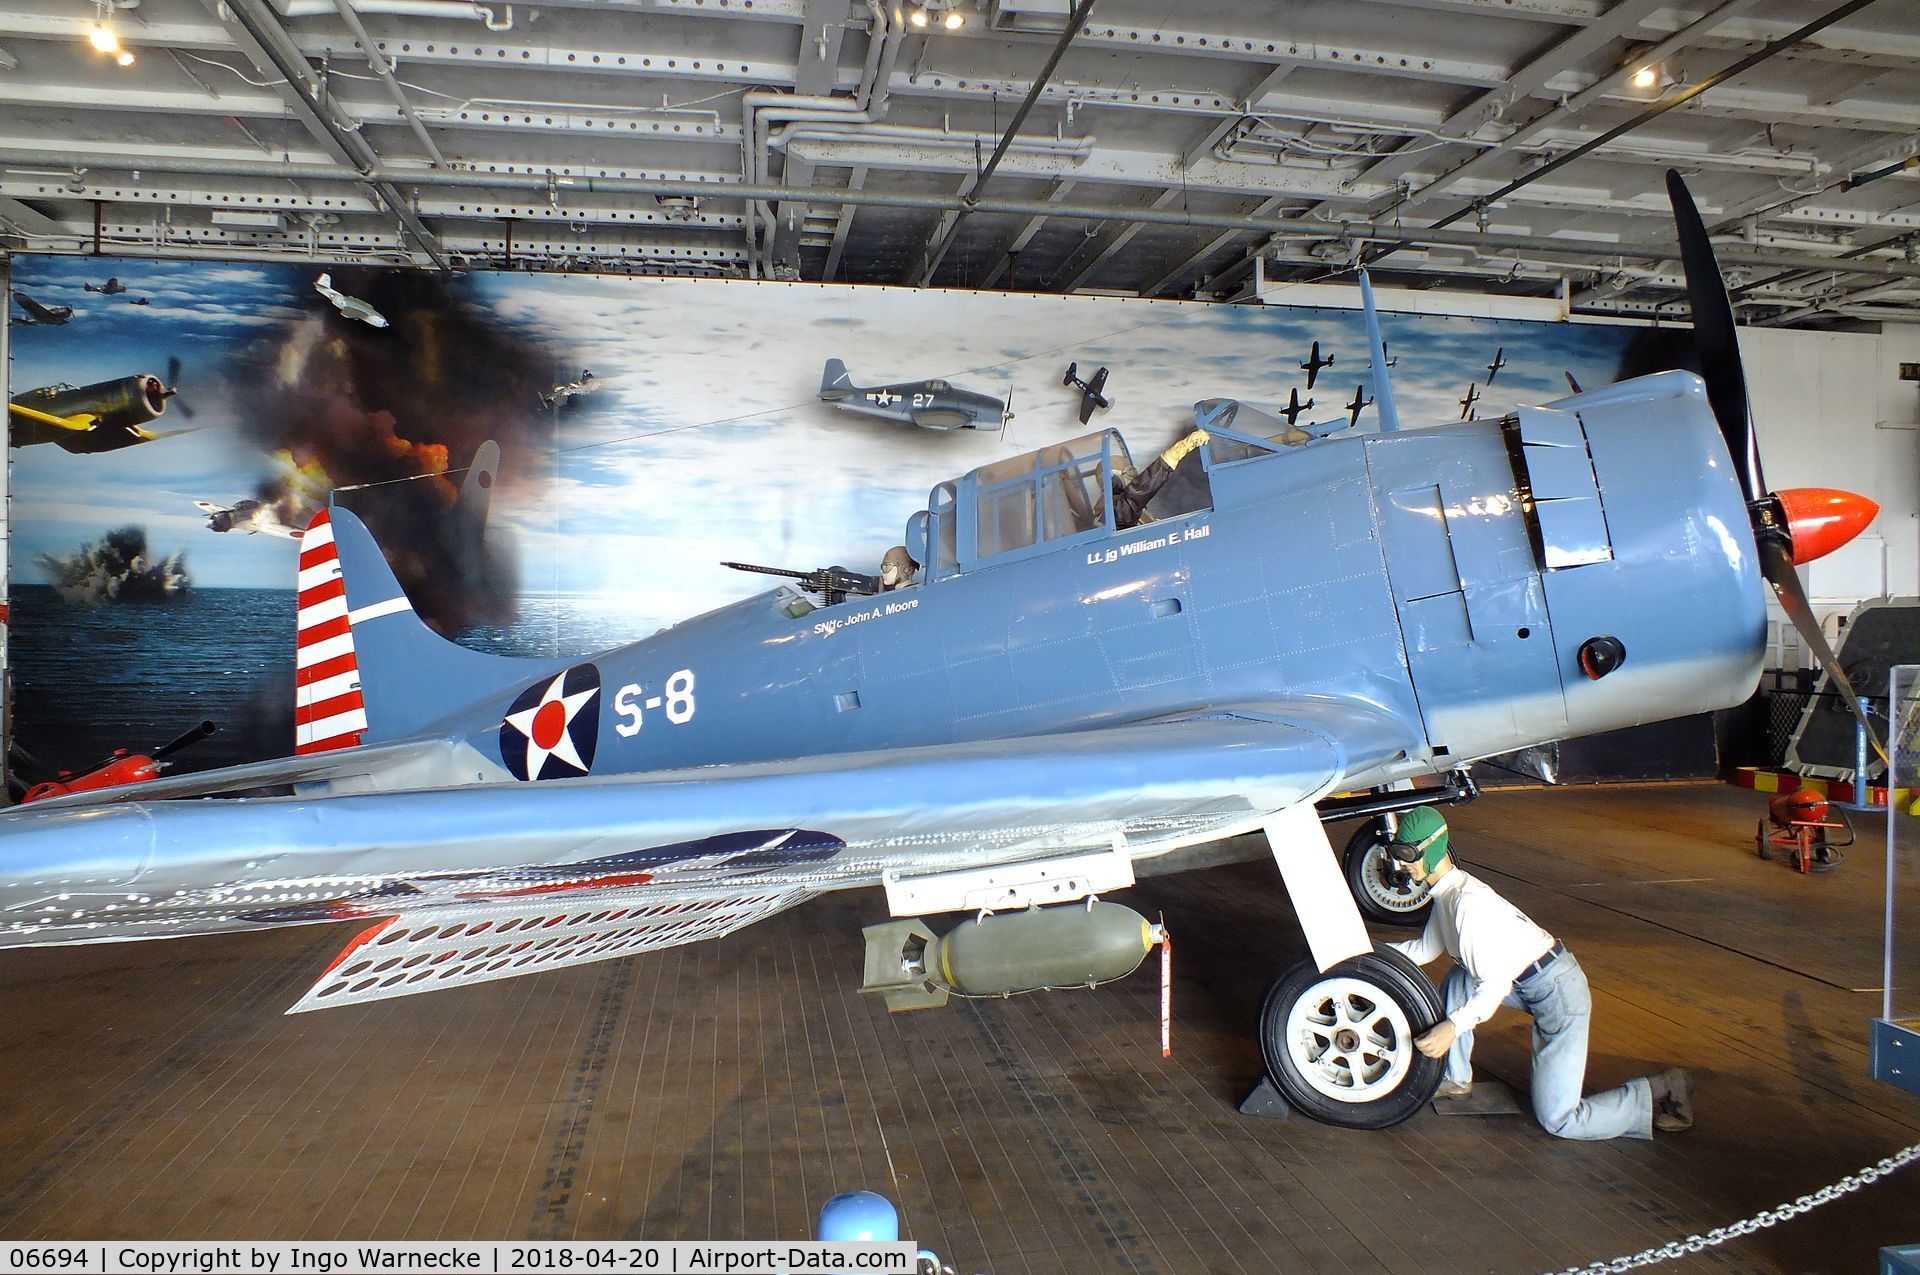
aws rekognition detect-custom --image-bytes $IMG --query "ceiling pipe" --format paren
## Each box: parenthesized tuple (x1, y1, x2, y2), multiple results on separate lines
(331, 0, 447, 168)
(770, 121, 1096, 158)
(207, 0, 450, 269)
(1373, 0, 1883, 267)
(10, 150, 1920, 283)
(274, 0, 503, 20)
(914, 0, 1096, 287)
(1399, 0, 1763, 212)
(741, 0, 900, 276)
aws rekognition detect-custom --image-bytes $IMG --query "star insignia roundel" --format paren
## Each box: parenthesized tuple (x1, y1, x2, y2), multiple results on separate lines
(500, 664, 601, 781)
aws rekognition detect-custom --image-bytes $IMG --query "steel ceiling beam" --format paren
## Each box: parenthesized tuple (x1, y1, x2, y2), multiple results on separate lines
(1368, 0, 1885, 272)
(10, 148, 1920, 283)
(198, 0, 450, 269)
(1357, 0, 1670, 191)
(819, 163, 864, 282)
(1061, 187, 1180, 294)
(332, 0, 448, 167)
(911, 0, 1095, 288)
(979, 179, 1077, 289)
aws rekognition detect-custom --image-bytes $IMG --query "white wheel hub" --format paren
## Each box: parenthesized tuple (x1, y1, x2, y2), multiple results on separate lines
(1284, 974, 1416, 1103)
(1362, 843, 1433, 913)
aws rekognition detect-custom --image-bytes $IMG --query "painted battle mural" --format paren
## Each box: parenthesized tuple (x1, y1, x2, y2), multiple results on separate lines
(5, 257, 1643, 782)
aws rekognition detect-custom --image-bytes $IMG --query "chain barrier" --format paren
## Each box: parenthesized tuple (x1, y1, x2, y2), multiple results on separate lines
(1542, 1141, 1920, 1275)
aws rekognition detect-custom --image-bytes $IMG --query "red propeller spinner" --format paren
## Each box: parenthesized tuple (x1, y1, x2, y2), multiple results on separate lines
(1772, 487, 1880, 566)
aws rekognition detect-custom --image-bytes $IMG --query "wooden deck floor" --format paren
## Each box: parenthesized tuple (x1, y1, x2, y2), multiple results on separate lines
(1, 783, 1916, 1272)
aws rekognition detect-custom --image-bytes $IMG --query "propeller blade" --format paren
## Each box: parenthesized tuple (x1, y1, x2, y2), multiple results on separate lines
(167, 356, 182, 385)
(1666, 169, 1765, 504)
(1762, 537, 1886, 765)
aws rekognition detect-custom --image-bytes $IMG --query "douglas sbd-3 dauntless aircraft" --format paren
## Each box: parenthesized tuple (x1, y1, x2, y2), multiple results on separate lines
(0, 176, 1886, 1129)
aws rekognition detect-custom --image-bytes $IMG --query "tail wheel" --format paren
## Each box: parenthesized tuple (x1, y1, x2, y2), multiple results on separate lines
(1258, 948, 1445, 1130)
(1342, 819, 1433, 927)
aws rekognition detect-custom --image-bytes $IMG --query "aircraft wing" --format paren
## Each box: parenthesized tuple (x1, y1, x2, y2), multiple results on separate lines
(276, 702, 1411, 1011)
(16, 737, 482, 810)
(8, 402, 97, 433)
(3, 701, 1413, 1011)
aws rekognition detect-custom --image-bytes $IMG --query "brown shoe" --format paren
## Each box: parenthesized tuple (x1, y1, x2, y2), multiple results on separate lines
(1435, 1079, 1474, 1100)
(1651, 1068, 1694, 1132)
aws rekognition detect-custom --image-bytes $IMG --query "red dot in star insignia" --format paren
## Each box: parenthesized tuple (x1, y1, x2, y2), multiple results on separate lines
(532, 700, 568, 750)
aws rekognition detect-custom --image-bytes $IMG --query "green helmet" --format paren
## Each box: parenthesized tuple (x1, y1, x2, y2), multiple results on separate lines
(1391, 807, 1451, 873)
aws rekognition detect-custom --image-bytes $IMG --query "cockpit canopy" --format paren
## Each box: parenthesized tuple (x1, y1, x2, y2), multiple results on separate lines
(908, 430, 1134, 579)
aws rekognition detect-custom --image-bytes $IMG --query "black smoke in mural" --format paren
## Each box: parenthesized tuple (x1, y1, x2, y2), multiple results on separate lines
(37, 526, 190, 606)
(230, 270, 559, 635)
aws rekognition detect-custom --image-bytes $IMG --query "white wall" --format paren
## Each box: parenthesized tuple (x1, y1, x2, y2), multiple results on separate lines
(1741, 322, 1920, 662)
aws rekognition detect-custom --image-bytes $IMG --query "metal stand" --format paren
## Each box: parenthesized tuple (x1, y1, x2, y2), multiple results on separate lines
(1840, 714, 1881, 813)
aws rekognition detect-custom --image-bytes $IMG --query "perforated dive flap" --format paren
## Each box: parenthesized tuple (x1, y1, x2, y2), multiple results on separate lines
(287, 888, 815, 1012)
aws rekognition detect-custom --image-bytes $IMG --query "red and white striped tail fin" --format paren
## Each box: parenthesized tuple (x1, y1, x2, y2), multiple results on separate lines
(295, 509, 367, 754)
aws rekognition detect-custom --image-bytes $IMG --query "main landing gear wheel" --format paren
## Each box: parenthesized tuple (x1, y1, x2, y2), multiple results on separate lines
(1258, 948, 1445, 1130)
(1342, 819, 1434, 927)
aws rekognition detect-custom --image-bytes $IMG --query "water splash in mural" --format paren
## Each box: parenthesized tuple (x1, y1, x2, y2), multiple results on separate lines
(37, 526, 190, 605)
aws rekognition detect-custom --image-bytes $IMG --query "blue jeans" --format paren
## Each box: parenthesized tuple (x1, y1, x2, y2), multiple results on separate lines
(1442, 950, 1652, 1141)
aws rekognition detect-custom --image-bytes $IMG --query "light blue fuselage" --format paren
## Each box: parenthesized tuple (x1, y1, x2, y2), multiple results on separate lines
(411, 370, 1762, 782)
(0, 369, 1768, 956)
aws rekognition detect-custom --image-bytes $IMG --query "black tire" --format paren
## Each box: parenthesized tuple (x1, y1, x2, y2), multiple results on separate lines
(1258, 948, 1446, 1130)
(1342, 819, 1434, 927)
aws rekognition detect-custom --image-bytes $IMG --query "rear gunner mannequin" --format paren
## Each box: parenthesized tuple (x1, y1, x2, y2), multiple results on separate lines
(1384, 808, 1695, 1140)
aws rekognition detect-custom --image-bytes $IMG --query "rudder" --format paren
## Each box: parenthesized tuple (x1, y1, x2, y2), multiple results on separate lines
(820, 358, 853, 398)
(295, 507, 559, 751)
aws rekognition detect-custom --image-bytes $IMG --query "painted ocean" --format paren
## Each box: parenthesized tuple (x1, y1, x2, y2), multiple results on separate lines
(9, 586, 650, 779)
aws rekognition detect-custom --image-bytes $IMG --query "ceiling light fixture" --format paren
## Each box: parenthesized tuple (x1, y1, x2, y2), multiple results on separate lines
(1630, 64, 1659, 89)
(89, 23, 118, 52)
(942, 9, 964, 28)
(907, 7, 928, 26)
(116, 48, 134, 65)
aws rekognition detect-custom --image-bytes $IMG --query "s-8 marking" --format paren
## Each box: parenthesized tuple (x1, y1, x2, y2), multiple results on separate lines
(612, 669, 696, 737)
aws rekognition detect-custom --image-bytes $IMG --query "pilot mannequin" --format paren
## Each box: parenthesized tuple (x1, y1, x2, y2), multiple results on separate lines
(1384, 807, 1695, 1140)
(1110, 429, 1210, 529)
(879, 546, 918, 591)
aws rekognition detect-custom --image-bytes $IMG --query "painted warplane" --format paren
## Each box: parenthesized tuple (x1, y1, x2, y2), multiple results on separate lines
(314, 273, 389, 328)
(1279, 387, 1314, 428)
(1344, 384, 1372, 427)
(1459, 382, 1481, 420)
(83, 277, 127, 295)
(1062, 362, 1112, 424)
(1300, 340, 1334, 389)
(540, 370, 601, 412)
(0, 173, 1884, 1133)
(819, 360, 1006, 431)
(7, 373, 178, 453)
(1486, 347, 1508, 383)
(11, 291, 73, 326)
(194, 499, 305, 540)
(1376, 341, 1397, 369)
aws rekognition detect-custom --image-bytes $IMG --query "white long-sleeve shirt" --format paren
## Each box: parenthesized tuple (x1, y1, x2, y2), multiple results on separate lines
(1387, 867, 1557, 1034)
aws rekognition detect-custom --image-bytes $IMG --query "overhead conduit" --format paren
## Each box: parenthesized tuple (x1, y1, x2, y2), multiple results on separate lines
(742, 0, 902, 276)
